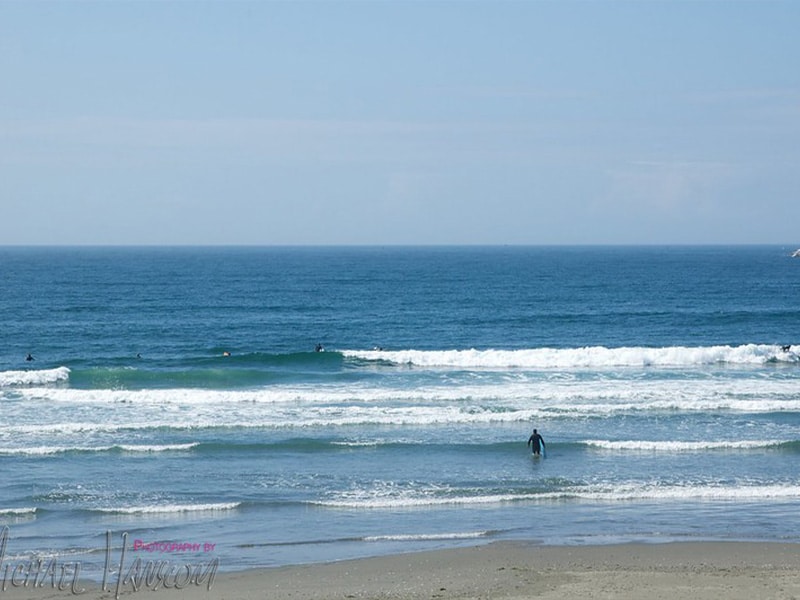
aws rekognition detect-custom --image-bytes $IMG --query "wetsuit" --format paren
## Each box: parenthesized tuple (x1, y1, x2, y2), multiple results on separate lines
(527, 432, 545, 455)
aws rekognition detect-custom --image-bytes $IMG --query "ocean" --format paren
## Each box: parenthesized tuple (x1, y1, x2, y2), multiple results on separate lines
(1, 245, 799, 581)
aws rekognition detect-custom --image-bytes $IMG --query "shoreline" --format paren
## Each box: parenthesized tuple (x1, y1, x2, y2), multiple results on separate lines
(2, 540, 799, 599)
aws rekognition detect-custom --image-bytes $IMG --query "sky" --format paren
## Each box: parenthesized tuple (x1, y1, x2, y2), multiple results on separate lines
(1, 1, 799, 246)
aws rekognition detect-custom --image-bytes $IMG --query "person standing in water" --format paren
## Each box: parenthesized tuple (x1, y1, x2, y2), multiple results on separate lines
(527, 428, 546, 456)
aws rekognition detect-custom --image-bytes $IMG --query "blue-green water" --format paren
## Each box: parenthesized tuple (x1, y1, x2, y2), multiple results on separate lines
(1, 246, 799, 580)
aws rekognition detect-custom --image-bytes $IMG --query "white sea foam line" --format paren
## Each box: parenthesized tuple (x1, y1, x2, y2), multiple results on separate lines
(0, 366, 70, 387)
(7, 402, 793, 434)
(584, 439, 785, 451)
(316, 484, 800, 509)
(575, 484, 800, 502)
(96, 502, 240, 514)
(5, 376, 800, 435)
(11, 375, 800, 409)
(3, 548, 95, 562)
(2, 422, 210, 435)
(116, 443, 199, 452)
(4, 396, 800, 435)
(363, 532, 490, 542)
(0, 507, 37, 515)
(315, 494, 525, 509)
(0, 443, 200, 456)
(343, 344, 799, 368)
(331, 441, 381, 447)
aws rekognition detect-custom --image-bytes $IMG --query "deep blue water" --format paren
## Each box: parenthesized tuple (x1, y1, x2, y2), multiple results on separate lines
(1, 245, 799, 581)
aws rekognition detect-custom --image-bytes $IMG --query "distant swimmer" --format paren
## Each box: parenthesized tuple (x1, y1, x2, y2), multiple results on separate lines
(527, 428, 546, 456)
(315, 343, 324, 353)
(25, 353, 35, 362)
(222, 351, 231, 357)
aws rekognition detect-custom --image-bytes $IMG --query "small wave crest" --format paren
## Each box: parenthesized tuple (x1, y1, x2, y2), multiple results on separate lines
(574, 484, 800, 502)
(0, 443, 200, 456)
(584, 439, 787, 452)
(315, 483, 800, 509)
(0, 367, 69, 387)
(95, 502, 240, 515)
(362, 531, 491, 542)
(0, 507, 37, 516)
(314, 493, 534, 509)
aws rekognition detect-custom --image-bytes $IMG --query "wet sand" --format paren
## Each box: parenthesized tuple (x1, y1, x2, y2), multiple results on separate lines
(3, 541, 799, 599)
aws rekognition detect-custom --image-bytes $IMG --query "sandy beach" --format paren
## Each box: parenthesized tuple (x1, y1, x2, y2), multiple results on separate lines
(3, 541, 799, 600)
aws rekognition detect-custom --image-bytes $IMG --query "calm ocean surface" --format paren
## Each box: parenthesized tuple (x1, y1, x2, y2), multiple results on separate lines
(1, 245, 799, 579)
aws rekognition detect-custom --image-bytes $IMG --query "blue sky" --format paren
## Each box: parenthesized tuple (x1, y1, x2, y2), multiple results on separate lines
(1, 1, 798, 245)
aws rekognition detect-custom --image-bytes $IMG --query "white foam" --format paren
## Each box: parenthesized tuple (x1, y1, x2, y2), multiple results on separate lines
(4, 366, 800, 436)
(0, 507, 37, 515)
(343, 344, 798, 369)
(115, 443, 199, 453)
(574, 483, 800, 502)
(0, 443, 199, 456)
(584, 439, 784, 452)
(4, 390, 800, 435)
(331, 441, 381, 447)
(97, 502, 240, 515)
(0, 367, 69, 387)
(316, 483, 800, 509)
(12, 375, 800, 406)
(363, 531, 490, 542)
(316, 493, 528, 509)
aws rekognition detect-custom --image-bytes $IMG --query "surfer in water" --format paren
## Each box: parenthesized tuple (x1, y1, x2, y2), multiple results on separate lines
(527, 428, 546, 456)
